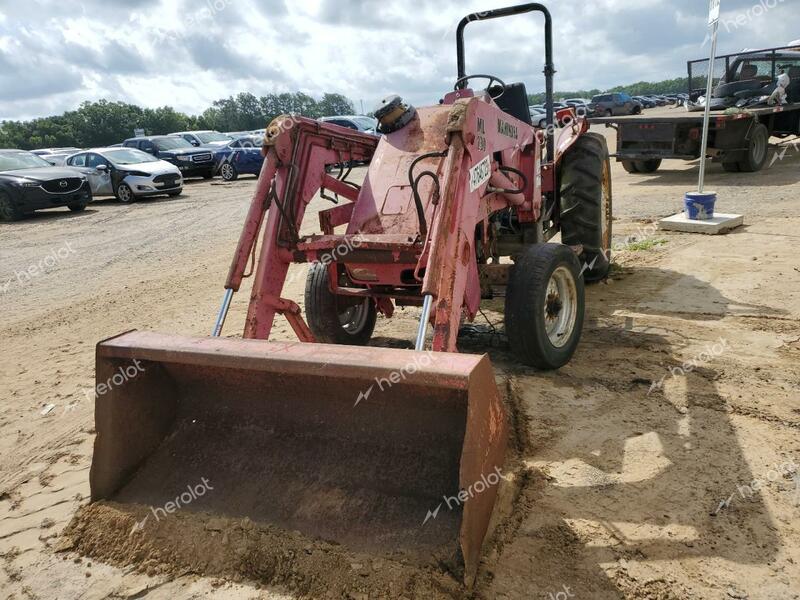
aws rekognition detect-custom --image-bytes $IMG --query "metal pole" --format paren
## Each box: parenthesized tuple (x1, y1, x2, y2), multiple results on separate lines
(698, 18, 719, 193)
(415, 294, 433, 351)
(212, 288, 234, 337)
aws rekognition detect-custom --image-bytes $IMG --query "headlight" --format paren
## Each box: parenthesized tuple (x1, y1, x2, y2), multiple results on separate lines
(22, 182, 39, 188)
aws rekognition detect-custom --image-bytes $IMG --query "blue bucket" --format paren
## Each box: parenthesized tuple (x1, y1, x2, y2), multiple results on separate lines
(684, 191, 716, 220)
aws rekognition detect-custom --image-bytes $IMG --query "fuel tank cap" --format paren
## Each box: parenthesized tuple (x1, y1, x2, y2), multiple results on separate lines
(374, 94, 417, 134)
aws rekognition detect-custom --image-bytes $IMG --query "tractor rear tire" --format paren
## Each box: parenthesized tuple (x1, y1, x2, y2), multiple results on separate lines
(305, 263, 376, 345)
(559, 132, 613, 282)
(505, 243, 585, 370)
(737, 123, 769, 172)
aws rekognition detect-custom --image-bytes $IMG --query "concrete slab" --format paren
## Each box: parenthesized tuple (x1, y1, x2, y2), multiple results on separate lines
(658, 212, 744, 234)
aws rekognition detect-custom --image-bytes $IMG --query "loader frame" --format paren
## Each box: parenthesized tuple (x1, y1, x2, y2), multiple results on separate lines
(218, 3, 588, 354)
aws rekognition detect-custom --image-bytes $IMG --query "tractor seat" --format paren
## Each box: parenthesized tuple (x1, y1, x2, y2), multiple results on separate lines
(487, 82, 533, 126)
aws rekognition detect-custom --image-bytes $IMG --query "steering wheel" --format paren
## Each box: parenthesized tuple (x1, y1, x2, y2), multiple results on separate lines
(454, 75, 507, 100)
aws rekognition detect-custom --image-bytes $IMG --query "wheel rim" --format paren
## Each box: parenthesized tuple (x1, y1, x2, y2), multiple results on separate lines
(338, 300, 370, 334)
(221, 164, 234, 180)
(544, 266, 579, 348)
(118, 185, 132, 202)
(0, 195, 14, 220)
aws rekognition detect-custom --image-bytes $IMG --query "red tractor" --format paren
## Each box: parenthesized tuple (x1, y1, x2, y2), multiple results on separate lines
(90, 3, 612, 587)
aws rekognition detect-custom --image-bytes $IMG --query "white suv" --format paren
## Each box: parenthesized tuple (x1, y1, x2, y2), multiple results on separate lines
(168, 130, 232, 148)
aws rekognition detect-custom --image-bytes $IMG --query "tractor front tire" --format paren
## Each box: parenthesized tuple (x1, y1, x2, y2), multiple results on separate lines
(559, 132, 613, 282)
(505, 243, 585, 370)
(305, 263, 376, 345)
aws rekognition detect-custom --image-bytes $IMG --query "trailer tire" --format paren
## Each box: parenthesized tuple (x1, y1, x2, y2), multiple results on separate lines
(505, 243, 585, 370)
(559, 132, 613, 282)
(621, 160, 640, 174)
(635, 159, 662, 173)
(722, 162, 741, 173)
(737, 123, 769, 172)
(305, 263, 376, 345)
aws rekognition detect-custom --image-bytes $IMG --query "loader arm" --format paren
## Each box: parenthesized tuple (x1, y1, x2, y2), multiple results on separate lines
(223, 116, 379, 340)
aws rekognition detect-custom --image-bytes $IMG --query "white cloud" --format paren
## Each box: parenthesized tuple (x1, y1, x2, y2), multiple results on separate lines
(0, 0, 798, 120)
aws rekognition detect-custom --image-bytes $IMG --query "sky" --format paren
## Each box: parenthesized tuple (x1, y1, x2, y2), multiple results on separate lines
(0, 0, 799, 121)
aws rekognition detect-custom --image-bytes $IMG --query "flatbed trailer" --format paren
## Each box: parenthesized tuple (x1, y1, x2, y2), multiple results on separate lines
(590, 104, 800, 173)
(589, 45, 800, 174)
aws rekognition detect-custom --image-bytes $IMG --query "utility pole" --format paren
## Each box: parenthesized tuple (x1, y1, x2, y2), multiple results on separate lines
(698, 0, 721, 193)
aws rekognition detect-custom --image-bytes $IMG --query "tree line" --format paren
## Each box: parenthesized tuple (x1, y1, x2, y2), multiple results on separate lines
(528, 77, 691, 104)
(0, 92, 355, 150)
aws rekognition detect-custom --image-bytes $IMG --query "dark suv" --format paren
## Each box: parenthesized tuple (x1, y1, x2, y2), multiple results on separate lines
(122, 136, 215, 179)
(0, 149, 92, 221)
(589, 93, 643, 117)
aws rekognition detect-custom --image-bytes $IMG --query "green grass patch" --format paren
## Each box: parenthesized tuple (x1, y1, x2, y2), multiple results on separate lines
(623, 238, 668, 252)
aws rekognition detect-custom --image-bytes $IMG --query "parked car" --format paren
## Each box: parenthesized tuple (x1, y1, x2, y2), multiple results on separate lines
(633, 96, 657, 108)
(65, 147, 183, 203)
(224, 131, 253, 139)
(214, 136, 265, 182)
(589, 92, 643, 116)
(645, 95, 667, 106)
(563, 98, 592, 116)
(0, 149, 92, 221)
(122, 136, 216, 179)
(318, 116, 379, 135)
(529, 106, 548, 128)
(168, 130, 232, 148)
(31, 147, 82, 166)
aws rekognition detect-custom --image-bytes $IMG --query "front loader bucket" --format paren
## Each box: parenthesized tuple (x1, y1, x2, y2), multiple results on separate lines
(90, 331, 508, 586)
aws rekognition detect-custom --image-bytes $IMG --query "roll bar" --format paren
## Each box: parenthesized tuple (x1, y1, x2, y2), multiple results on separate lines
(456, 3, 556, 160)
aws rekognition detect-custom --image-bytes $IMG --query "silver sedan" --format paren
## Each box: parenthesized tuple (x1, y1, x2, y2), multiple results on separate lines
(65, 148, 183, 203)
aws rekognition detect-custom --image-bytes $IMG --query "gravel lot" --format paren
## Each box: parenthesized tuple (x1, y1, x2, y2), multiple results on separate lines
(1, 117, 799, 599)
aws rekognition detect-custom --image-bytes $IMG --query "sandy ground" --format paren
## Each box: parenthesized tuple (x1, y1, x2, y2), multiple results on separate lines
(1, 113, 800, 599)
